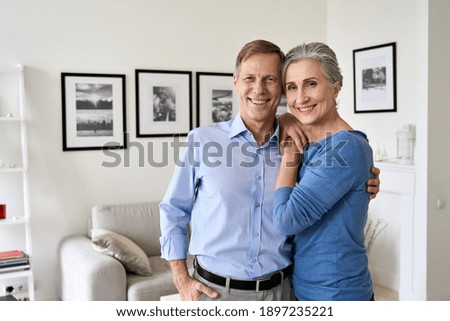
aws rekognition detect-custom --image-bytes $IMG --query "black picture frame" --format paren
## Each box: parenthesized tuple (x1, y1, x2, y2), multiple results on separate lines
(196, 72, 238, 127)
(61, 73, 127, 151)
(353, 42, 397, 113)
(136, 69, 192, 137)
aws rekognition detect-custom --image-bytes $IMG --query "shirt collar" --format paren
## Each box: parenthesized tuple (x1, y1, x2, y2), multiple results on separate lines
(229, 113, 248, 139)
(229, 113, 280, 144)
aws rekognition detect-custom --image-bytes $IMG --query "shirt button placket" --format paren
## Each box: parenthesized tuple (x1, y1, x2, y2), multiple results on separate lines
(250, 148, 264, 276)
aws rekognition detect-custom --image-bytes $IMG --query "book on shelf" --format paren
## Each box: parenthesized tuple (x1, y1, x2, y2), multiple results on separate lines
(0, 260, 30, 268)
(0, 250, 30, 273)
(0, 263, 31, 273)
(0, 250, 26, 260)
(0, 257, 29, 266)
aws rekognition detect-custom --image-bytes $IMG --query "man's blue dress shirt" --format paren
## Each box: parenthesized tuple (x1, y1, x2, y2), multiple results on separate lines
(160, 114, 292, 280)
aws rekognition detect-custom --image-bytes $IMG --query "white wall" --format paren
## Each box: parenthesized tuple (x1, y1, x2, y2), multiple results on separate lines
(427, 0, 450, 300)
(327, 0, 420, 162)
(0, 0, 327, 300)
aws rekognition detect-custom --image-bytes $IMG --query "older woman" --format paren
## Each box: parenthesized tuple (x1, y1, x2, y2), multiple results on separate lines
(273, 42, 374, 301)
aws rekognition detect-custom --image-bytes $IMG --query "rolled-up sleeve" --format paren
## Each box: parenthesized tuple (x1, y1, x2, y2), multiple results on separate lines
(159, 132, 199, 260)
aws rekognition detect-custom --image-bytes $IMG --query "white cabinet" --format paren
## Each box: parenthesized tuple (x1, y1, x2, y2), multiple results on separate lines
(368, 162, 415, 300)
(0, 64, 34, 300)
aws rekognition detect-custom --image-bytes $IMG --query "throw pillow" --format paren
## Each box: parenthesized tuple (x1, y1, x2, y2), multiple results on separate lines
(91, 228, 152, 276)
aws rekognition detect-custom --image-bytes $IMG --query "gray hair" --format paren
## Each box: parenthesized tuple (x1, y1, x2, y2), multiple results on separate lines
(282, 42, 343, 88)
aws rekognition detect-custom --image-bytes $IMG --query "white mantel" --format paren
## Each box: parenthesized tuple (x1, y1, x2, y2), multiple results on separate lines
(370, 162, 416, 300)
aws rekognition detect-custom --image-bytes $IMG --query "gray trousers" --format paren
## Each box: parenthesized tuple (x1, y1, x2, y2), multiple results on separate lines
(193, 268, 294, 301)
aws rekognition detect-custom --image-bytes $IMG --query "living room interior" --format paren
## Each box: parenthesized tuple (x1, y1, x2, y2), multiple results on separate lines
(1, 0, 449, 301)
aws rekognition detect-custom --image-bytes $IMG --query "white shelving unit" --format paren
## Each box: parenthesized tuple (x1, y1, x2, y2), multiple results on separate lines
(0, 63, 34, 300)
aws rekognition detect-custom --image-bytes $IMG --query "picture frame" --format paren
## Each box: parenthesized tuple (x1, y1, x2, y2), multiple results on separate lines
(196, 72, 238, 127)
(353, 42, 397, 113)
(136, 69, 192, 137)
(61, 73, 126, 151)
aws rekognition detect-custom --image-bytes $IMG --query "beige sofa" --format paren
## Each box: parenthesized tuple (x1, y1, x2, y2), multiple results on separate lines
(58, 201, 192, 301)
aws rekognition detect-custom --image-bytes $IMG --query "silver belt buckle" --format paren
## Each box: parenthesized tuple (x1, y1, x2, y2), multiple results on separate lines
(256, 275, 272, 291)
(256, 269, 285, 291)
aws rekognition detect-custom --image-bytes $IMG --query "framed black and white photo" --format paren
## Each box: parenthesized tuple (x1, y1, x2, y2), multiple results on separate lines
(136, 69, 192, 137)
(353, 42, 396, 113)
(61, 73, 126, 151)
(196, 72, 238, 127)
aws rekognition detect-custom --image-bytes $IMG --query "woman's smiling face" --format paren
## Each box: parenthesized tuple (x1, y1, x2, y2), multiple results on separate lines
(284, 59, 340, 128)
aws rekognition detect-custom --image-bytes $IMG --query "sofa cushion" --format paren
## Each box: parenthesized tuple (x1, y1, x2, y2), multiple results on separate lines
(91, 228, 152, 276)
(91, 202, 161, 257)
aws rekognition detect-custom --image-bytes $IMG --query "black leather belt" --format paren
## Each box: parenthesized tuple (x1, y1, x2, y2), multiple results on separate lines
(196, 264, 292, 291)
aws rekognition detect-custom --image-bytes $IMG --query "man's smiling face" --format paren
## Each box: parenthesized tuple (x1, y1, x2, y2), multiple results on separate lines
(233, 52, 282, 130)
